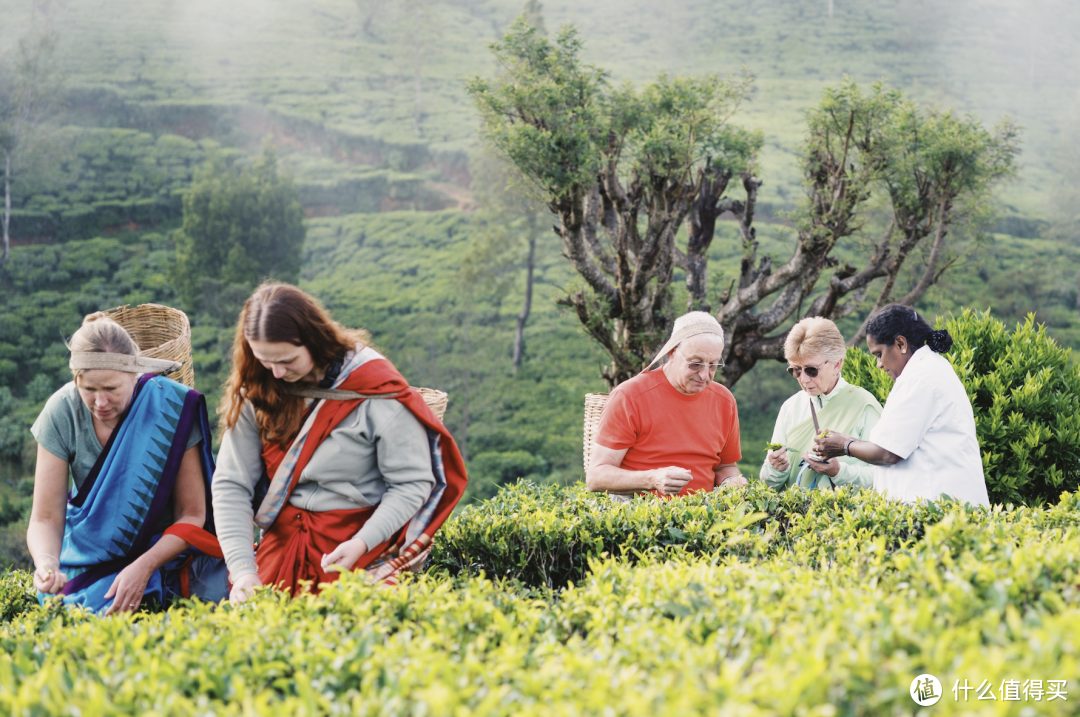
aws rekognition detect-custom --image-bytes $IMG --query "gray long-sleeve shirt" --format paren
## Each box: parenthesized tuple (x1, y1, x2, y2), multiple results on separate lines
(211, 397, 435, 579)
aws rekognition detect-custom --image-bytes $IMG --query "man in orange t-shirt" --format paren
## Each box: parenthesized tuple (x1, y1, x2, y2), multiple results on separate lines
(586, 312, 746, 497)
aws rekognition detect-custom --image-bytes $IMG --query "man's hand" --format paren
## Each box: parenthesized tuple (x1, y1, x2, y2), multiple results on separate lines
(767, 446, 789, 471)
(103, 559, 154, 616)
(321, 537, 369, 572)
(718, 474, 748, 489)
(230, 573, 263, 604)
(648, 467, 693, 496)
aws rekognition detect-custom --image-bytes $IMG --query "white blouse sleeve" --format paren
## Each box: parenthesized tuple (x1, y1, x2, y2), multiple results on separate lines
(868, 375, 938, 461)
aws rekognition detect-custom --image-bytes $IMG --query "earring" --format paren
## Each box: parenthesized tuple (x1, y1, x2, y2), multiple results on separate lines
(901, 349, 906, 354)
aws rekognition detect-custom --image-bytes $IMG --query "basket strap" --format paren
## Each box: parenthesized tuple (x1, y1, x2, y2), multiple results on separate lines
(285, 386, 403, 401)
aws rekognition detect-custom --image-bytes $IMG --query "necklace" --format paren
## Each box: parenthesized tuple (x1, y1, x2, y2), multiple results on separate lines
(94, 414, 119, 430)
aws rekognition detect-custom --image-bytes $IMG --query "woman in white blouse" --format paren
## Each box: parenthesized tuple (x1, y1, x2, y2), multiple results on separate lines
(813, 305, 989, 506)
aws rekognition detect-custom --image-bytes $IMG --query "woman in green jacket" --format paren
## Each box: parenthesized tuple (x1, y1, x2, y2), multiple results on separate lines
(760, 317, 882, 491)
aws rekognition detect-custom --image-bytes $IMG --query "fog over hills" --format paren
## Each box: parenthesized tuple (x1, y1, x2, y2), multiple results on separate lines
(1, 0, 1076, 217)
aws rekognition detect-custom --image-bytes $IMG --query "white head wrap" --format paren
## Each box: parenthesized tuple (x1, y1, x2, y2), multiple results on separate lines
(644, 311, 725, 370)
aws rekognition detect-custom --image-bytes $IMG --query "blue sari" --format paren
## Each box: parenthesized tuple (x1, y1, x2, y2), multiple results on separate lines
(42, 374, 228, 612)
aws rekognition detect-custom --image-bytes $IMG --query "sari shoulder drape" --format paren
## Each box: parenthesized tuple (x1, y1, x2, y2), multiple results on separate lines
(256, 349, 467, 590)
(46, 374, 226, 611)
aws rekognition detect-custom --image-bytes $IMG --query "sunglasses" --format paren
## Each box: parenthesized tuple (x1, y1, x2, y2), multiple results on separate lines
(786, 363, 826, 378)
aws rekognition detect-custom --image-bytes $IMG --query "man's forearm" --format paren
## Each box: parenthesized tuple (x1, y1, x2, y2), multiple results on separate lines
(586, 464, 655, 493)
(848, 441, 902, 466)
(713, 463, 741, 487)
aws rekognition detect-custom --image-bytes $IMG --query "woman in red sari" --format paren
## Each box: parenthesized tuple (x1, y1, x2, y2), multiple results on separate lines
(212, 284, 466, 603)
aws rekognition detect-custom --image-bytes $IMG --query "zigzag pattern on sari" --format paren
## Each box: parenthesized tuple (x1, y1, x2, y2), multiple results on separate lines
(46, 374, 224, 612)
(257, 347, 467, 593)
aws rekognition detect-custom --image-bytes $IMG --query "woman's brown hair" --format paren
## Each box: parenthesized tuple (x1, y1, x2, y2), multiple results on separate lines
(218, 283, 371, 447)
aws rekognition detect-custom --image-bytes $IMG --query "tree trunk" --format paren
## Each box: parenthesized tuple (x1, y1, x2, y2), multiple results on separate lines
(413, 57, 422, 135)
(460, 305, 471, 462)
(412, 4, 422, 136)
(848, 195, 951, 346)
(2, 150, 10, 268)
(512, 232, 536, 372)
(683, 164, 732, 312)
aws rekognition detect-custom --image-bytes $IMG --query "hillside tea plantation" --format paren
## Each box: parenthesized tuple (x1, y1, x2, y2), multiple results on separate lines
(2, 483, 1077, 715)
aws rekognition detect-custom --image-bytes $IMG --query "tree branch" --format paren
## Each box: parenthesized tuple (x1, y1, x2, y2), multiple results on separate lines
(895, 196, 951, 306)
(581, 186, 617, 274)
(553, 189, 619, 305)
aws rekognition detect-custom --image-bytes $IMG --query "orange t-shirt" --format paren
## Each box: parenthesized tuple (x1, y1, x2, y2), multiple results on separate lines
(594, 369, 741, 496)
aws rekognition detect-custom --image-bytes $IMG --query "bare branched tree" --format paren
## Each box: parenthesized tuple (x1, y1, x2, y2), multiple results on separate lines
(706, 85, 1019, 383)
(464, 151, 549, 372)
(470, 21, 1021, 388)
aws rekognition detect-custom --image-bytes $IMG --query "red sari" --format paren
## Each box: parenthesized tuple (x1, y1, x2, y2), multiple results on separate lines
(255, 358, 467, 595)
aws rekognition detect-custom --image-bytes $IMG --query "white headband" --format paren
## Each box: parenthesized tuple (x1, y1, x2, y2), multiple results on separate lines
(69, 352, 181, 375)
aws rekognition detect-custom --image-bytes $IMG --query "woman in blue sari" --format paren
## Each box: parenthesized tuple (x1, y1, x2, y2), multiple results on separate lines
(27, 312, 227, 614)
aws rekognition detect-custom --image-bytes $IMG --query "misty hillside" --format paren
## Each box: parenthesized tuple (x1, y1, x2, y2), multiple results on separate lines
(0, 0, 1078, 550)
(0, 0, 1077, 219)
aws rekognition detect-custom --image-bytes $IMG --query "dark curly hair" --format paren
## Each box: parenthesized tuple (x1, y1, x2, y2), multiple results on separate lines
(864, 304, 953, 354)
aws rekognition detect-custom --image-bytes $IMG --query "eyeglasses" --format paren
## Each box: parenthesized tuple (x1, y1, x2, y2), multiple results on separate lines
(677, 349, 724, 374)
(786, 363, 826, 378)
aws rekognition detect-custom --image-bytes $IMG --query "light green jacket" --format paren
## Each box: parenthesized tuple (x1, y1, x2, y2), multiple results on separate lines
(759, 376, 882, 490)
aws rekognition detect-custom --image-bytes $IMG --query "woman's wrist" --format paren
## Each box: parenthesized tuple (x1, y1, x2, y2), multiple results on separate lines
(129, 552, 162, 575)
(33, 553, 60, 570)
(228, 561, 259, 583)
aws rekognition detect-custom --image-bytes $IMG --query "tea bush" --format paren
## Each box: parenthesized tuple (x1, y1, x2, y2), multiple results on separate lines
(9, 128, 212, 241)
(1, 494, 1076, 715)
(0, 571, 34, 623)
(843, 310, 1080, 506)
(429, 481, 1080, 587)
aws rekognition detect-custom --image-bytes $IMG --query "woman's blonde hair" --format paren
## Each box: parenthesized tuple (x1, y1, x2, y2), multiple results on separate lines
(68, 312, 140, 382)
(784, 317, 846, 363)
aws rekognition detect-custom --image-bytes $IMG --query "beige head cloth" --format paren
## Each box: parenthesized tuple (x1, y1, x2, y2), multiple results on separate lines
(644, 311, 725, 371)
(69, 352, 181, 375)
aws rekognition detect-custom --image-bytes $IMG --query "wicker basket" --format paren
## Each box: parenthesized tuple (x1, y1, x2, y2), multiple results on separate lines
(582, 392, 610, 471)
(105, 303, 195, 387)
(414, 387, 449, 422)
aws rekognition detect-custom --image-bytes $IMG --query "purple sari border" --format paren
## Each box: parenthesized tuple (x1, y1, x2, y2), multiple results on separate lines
(61, 558, 126, 596)
(132, 387, 200, 553)
(62, 380, 202, 597)
(69, 374, 153, 509)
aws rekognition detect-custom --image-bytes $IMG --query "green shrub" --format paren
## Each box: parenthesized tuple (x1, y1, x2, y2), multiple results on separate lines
(464, 450, 551, 502)
(171, 145, 305, 309)
(8, 128, 207, 241)
(429, 481, 1080, 587)
(843, 309, 1080, 506)
(841, 342, 893, 404)
(0, 497, 1077, 716)
(0, 571, 35, 623)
